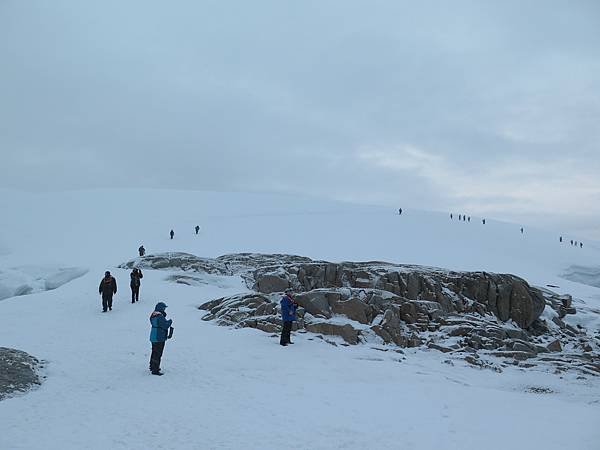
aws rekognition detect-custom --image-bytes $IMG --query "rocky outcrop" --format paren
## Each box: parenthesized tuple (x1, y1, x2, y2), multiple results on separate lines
(248, 259, 546, 329)
(0, 348, 43, 401)
(199, 284, 599, 376)
(123, 252, 599, 376)
(123, 252, 545, 330)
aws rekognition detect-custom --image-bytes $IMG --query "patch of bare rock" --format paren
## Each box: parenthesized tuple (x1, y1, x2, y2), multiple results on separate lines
(0, 347, 44, 401)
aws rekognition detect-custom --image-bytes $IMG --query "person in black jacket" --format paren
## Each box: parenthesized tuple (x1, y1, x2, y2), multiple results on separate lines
(99, 271, 117, 312)
(195, 225, 200, 235)
(130, 268, 143, 303)
(138, 245, 146, 257)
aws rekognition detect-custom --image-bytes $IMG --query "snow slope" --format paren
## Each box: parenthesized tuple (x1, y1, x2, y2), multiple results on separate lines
(0, 189, 599, 450)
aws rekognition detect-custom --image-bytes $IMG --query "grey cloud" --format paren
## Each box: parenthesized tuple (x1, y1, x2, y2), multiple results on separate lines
(1, 0, 599, 237)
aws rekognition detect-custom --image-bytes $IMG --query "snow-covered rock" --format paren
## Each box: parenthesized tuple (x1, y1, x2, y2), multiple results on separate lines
(0, 266, 88, 301)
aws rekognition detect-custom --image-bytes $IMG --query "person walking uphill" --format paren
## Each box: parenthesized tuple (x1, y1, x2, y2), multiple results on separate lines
(99, 271, 117, 312)
(149, 302, 173, 375)
(170, 229, 174, 240)
(280, 288, 298, 346)
(130, 268, 143, 303)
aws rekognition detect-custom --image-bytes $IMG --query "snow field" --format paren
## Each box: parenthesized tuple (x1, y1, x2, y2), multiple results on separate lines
(0, 189, 599, 449)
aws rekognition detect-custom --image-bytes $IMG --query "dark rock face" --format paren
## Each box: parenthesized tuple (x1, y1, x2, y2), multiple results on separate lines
(0, 348, 43, 401)
(249, 259, 545, 329)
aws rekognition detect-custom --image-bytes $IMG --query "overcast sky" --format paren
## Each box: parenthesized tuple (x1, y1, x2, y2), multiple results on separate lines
(1, 1, 599, 238)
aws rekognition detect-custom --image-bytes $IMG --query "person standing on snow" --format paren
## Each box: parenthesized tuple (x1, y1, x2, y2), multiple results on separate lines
(170, 229, 174, 240)
(138, 245, 146, 257)
(280, 288, 298, 346)
(195, 225, 200, 235)
(130, 268, 143, 303)
(149, 302, 173, 376)
(99, 271, 117, 312)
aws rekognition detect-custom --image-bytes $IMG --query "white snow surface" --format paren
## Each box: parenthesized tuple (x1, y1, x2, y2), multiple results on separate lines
(0, 189, 599, 450)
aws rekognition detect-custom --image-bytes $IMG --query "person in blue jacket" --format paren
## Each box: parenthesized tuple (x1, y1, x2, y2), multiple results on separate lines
(149, 302, 173, 376)
(280, 288, 298, 346)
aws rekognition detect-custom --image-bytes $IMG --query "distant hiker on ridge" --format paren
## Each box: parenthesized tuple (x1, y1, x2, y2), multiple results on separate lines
(130, 268, 143, 303)
(468, 216, 471, 222)
(280, 288, 298, 346)
(450, 213, 453, 219)
(138, 245, 146, 257)
(149, 302, 173, 376)
(482, 219, 486, 225)
(398, 208, 402, 215)
(170, 229, 174, 240)
(520, 227, 524, 234)
(580, 242, 583, 248)
(570, 239, 573, 246)
(458, 215, 461, 221)
(195, 225, 200, 235)
(559, 236, 563, 243)
(99, 271, 117, 313)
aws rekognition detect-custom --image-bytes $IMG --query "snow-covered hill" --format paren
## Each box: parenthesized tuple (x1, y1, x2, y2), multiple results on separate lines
(0, 189, 599, 450)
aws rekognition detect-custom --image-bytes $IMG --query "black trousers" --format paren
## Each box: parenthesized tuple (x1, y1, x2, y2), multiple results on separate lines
(280, 321, 292, 344)
(131, 286, 140, 302)
(150, 341, 166, 372)
(102, 295, 113, 311)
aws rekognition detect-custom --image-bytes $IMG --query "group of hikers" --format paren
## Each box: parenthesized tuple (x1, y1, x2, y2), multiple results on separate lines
(137, 225, 202, 256)
(98, 268, 174, 376)
(99, 221, 298, 376)
(98, 265, 296, 375)
(168, 225, 201, 240)
(450, 213, 497, 229)
(399, 208, 585, 247)
(98, 268, 144, 311)
(560, 236, 584, 248)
